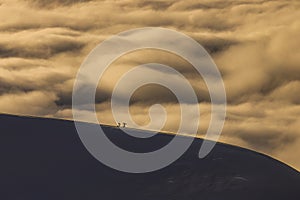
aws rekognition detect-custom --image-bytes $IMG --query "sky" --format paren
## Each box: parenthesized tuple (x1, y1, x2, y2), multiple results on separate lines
(0, 0, 300, 170)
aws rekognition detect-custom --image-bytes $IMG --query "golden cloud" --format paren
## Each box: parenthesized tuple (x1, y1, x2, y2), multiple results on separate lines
(0, 0, 299, 169)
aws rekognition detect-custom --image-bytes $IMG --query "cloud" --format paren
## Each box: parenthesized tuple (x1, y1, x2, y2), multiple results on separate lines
(0, 28, 87, 59)
(0, 0, 299, 169)
(269, 81, 300, 104)
(222, 101, 300, 158)
(0, 91, 58, 115)
(25, 0, 93, 8)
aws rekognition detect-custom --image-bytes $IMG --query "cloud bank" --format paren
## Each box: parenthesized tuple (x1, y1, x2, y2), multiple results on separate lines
(0, 0, 300, 169)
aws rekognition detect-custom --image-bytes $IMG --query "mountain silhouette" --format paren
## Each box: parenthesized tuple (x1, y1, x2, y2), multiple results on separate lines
(0, 114, 299, 200)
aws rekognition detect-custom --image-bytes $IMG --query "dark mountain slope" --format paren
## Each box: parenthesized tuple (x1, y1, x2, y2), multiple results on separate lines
(0, 114, 299, 200)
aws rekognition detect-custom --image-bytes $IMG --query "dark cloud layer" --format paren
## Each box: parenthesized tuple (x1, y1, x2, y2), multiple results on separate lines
(26, 0, 93, 8)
